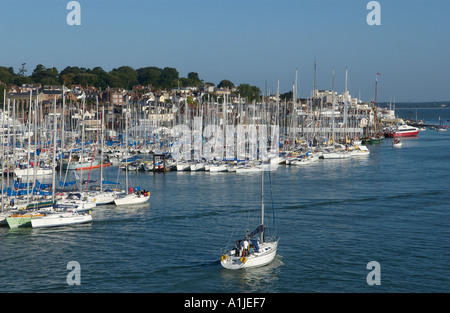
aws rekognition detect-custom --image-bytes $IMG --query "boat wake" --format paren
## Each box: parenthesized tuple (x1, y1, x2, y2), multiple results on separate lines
(277, 189, 450, 212)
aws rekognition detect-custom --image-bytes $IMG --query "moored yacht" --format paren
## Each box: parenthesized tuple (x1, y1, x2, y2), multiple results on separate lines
(31, 211, 92, 228)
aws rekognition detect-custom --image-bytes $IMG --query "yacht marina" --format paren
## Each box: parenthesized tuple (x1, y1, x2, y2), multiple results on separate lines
(0, 80, 430, 231)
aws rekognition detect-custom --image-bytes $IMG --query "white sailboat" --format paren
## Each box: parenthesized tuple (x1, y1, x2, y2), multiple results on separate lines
(220, 164, 279, 269)
(190, 161, 205, 171)
(87, 105, 116, 205)
(56, 192, 96, 212)
(209, 162, 228, 172)
(235, 160, 262, 173)
(31, 211, 92, 228)
(113, 100, 150, 206)
(14, 166, 53, 179)
(113, 191, 150, 206)
(348, 144, 370, 156)
(176, 161, 191, 171)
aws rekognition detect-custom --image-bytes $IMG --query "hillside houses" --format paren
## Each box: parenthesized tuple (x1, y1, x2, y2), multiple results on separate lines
(3, 81, 375, 133)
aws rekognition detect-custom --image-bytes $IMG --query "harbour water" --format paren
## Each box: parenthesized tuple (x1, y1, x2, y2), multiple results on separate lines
(1, 108, 449, 293)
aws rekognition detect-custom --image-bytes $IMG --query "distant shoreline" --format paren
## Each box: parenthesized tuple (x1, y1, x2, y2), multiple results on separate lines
(395, 107, 449, 110)
(378, 102, 449, 109)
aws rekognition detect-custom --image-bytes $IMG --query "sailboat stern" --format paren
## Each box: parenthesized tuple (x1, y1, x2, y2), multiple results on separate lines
(220, 238, 279, 270)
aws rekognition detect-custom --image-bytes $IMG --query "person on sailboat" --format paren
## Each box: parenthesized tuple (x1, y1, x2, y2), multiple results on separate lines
(248, 243, 255, 255)
(242, 238, 249, 257)
(233, 240, 241, 256)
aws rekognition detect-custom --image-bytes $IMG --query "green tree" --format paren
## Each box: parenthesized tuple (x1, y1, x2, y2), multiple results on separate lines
(280, 91, 293, 101)
(218, 79, 234, 89)
(106, 74, 123, 88)
(0, 83, 6, 105)
(73, 73, 98, 86)
(110, 66, 138, 89)
(186, 72, 202, 86)
(59, 66, 86, 78)
(137, 66, 162, 87)
(178, 77, 189, 87)
(18, 63, 27, 76)
(31, 64, 59, 85)
(0, 67, 15, 84)
(61, 73, 75, 87)
(90, 67, 109, 89)
(158, 67, 179, 89)
(13, 75, 32, 86)
(237, 84, 261, 102)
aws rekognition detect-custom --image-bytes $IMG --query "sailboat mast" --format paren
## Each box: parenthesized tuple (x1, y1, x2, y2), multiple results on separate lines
(344, 67, 348, 142)
(52, 97, 57, 203)
(100, 101, 104, 192)
(59, 85, 65, 182)
(332, 68, 335, 148)
(125, 98, 129, 192)
(1, 90, 6, 212)
(374, 76, 378, 135)
(80, 94, 85, 191)
(26, 90, 32, 203)
(261, 168, 264, 243)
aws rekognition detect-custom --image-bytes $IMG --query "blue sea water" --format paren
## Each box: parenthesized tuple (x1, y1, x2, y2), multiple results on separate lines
(1, 108, 449, 293)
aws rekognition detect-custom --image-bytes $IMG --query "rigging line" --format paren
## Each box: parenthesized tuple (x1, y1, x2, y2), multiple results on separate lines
(224, 174, 247, 251)
(245, 173, 254, 234)
(268, 168, 276, 235)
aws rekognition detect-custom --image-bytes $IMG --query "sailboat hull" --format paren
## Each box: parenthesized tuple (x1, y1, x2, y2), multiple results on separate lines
(321, 152, 350, 159)
(14, 168, 53, 178)
(220, 238, 279, 270)
(6, 214, 45, 228)
(31, 212, 92, 228)
(114, 194, 150, 206)
(63, 160, 100, 170)
(91, 192, 116, 205)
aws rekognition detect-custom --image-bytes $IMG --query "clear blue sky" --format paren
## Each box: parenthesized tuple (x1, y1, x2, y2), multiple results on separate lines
(1, 0, 449, 102)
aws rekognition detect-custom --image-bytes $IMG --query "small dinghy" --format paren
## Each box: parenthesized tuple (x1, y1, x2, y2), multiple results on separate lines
(392, 139, 402, 148)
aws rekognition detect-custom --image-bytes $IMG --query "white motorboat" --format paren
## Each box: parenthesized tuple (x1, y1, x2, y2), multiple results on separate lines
(388, 122, 419, 137)
(31, 211, 92, 228)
